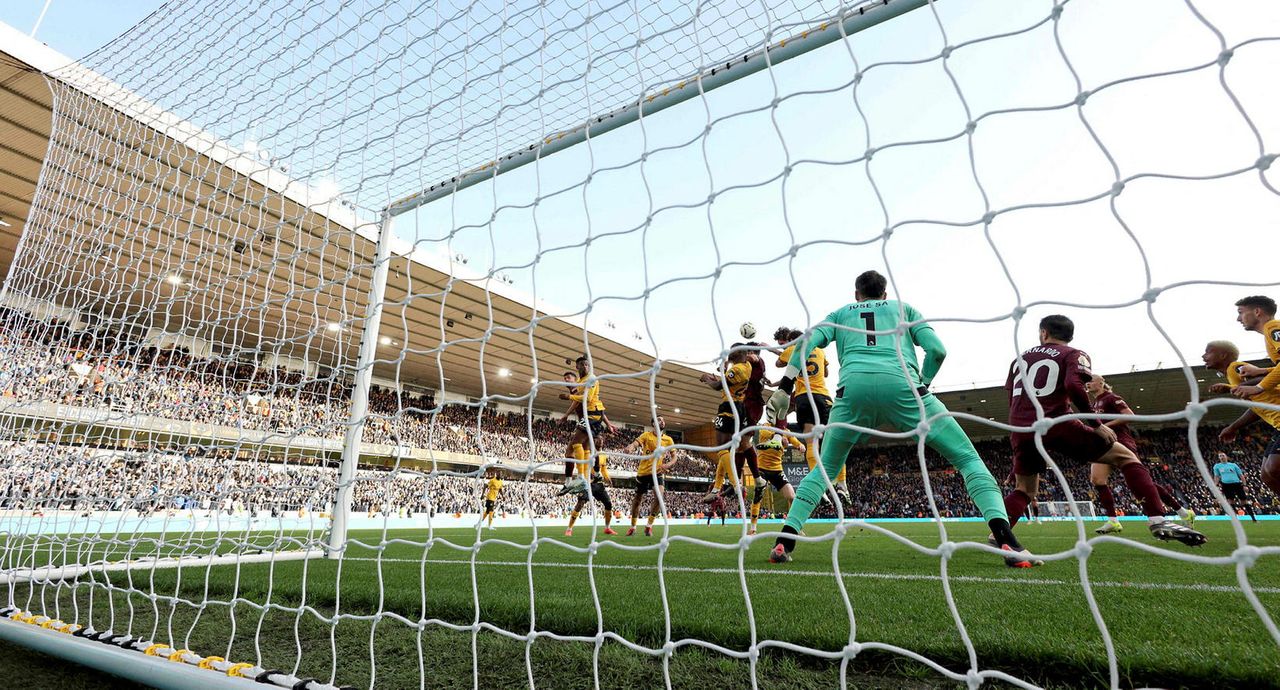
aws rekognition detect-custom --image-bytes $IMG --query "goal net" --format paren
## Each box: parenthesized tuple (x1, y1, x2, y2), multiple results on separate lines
(1, 0, 1278, 687)
(1037, 501, 1097, 521)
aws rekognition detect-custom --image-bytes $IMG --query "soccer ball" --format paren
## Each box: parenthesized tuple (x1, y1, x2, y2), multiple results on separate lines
(739, 322, 757, 340)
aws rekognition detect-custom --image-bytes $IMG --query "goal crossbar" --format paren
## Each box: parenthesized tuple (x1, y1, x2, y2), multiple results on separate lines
(382, 0, 929, 217)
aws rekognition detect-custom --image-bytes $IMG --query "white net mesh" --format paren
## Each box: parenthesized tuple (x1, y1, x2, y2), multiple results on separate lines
(1, 0, 1279, 687)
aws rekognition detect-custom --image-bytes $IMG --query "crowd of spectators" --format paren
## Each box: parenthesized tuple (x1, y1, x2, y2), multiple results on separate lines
(0, 315, 708, 475)
(822, 424, 1280, 519)
(0, 441, 719, 520)
(0, 312, 1276, 522)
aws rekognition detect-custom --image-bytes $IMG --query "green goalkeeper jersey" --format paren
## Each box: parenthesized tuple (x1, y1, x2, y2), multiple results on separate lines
(787, 299, 943, 388)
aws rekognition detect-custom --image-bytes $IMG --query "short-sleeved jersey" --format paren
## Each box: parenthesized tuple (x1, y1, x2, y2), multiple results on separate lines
(789, 300, 934, 387)
(1213, 461, 1244, 484)
(779, 345, 830, 397)
(1005, 344, 1094, 426)
(1228, 360, 1280, 429)
(571, 373, 605, 413)
(1091, 391, 1135, 448)
(721, 362, 752, 403)
(754, 427, 803, 472)
(1257, 319, 1280, 391)
(484, 478, 503, 500)
(635, 431, 675, 476)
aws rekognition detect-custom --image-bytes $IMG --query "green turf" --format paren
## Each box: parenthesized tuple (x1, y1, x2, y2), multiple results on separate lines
(3, 520, 1278, 689)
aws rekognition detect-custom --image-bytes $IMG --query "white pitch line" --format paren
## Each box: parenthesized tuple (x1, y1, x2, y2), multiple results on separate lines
(345, 557, 1280, 595)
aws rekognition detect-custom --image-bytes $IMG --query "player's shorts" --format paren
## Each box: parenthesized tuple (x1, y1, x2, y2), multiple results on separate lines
(1010, 420, 1112, 476)
(589, 480, 613, 511)
(793, 393, 832, 427)
(1221, 482, 1247, 500)
(757, 468, 788, 491)
(576, 412, 606, 436)
(483, 499, 496, 512)
(1265, 428, 1280, 458)
(635, 473, 665, 495)
(1115, 434, 1138, 455)
(713, 401, 750, 433)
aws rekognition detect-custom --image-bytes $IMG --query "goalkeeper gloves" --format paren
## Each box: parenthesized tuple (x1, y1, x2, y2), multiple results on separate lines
(767, 387, 791, 425)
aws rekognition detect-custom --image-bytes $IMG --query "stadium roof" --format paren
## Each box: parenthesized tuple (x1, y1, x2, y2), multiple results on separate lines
(0, 25, 721, 431)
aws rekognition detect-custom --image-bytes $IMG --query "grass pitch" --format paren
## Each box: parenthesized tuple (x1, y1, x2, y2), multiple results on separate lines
(4, 519, 1279, 689)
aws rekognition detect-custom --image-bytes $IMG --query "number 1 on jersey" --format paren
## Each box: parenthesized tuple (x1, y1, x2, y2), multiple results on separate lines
(860, 312, 876, 346)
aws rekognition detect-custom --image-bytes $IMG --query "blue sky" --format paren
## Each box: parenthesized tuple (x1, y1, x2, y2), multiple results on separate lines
(0, 1, 164, 61)
(4, 0, 1279, 399)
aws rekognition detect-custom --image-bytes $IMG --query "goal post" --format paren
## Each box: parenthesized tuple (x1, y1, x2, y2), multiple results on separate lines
(1038, 501, 1097, 521)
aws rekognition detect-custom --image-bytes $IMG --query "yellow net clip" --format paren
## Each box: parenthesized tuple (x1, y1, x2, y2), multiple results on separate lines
(226, 662, 254, 678)
(198, 656, 225, 670)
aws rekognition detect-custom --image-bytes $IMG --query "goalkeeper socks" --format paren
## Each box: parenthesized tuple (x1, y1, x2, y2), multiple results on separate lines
(988, 517, 1022, 551)
(1156, 483, 1182, 511)
(1119, 462, 1166, 517)
(775, 525, 797, 552)
(1094, 484, 1116, 517)
(1003, 490, 1031, 528)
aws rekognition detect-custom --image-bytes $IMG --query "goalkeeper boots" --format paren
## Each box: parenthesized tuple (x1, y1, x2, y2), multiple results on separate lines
(768, 544, 792, 564)
(1149, 521, 1207, 547)
(1094, 519, 1123, 535)
(1001, 545, 1044, 568)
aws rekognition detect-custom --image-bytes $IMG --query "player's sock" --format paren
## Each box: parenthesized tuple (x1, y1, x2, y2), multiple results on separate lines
(1094, 484, 1116, 518)
(720, 449, 738, 488)
(1003, 490, 1031, 528)
(774, 524, 798, 553)
(567, 510, 579, 530)
(630, 514, 638, 528)
(744, 446, 760, 478)
(1245, 502, 1257, 522)
(647, 514, 656, 527)
(805, 440, 818, 471)
(712, 449, 733, 491)
(1156, 483, 1182, 511)
(1118, 462, 1166, 523)
(988, 517, 1022, 551)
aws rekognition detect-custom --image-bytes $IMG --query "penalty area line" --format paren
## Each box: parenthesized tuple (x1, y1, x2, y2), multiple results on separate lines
(344, 557, 1280, 595)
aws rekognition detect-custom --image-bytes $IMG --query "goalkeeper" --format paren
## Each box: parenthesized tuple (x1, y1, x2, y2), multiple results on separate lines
(767, 271, 1035, 567)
